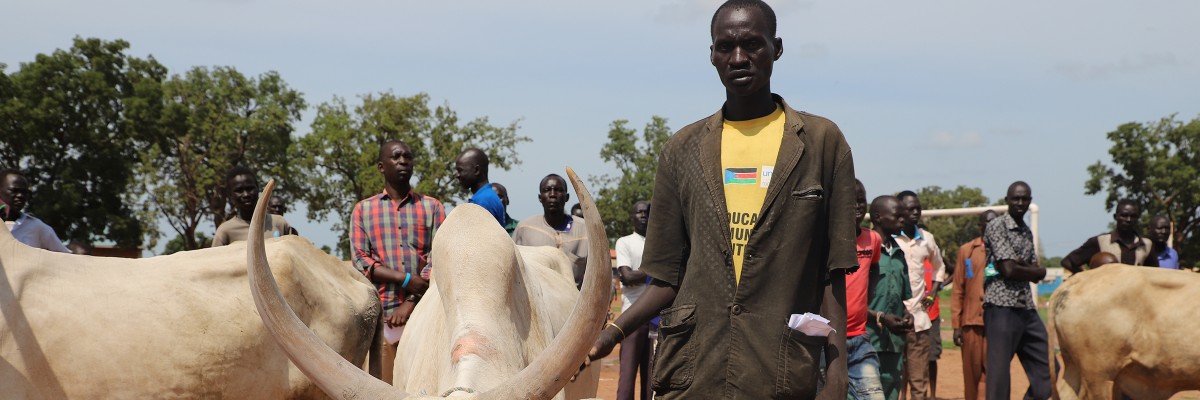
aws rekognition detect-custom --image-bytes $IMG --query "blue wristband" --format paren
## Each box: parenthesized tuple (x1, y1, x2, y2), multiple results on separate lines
(402, 272, 412, 288)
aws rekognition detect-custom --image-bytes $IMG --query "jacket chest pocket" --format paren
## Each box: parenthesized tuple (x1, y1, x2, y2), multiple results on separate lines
(788, 184, 824, 219)
(653, 304, 698, 391)
(774, 328, 827, 398)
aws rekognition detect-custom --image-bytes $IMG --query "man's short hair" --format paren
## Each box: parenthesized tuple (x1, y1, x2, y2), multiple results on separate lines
(711, 0, 777, 38)
(540, 173, 567, 188)
(459, 148, 490, 169)
(378, 139, 409, 162)
(1007, 181, 1031, 195)
(896, 190, 919, 201)
(869, 195, 897, 217)
(1115, 198, 1140, 212)
(225, 165, 257, 185)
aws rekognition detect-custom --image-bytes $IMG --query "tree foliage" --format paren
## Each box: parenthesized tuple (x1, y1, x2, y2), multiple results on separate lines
(0, 37, 165, 248)
(163, 232, 212, 255)
(292, 92, 527, 258)
(131, 66, 305, 251)
(910, 185, 992, 267)
(1086, 114, 1200, 268)
(593, 117, 672, 242)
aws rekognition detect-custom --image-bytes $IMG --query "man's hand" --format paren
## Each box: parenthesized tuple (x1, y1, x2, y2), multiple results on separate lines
(953, 328, 963, 347)
(920, 291, 936, 308)
(406, 274, 430, 295)
(573, 326, 622, 382)
(881, 313, 913, 334)
(387, 301, 417, 327)
(617, 266, 647, 287)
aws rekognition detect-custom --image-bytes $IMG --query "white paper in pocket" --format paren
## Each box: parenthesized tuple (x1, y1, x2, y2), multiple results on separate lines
(787, 312, 836, 337)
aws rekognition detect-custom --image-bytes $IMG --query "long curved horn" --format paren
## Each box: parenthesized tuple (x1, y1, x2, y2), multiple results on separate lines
(246, 179, 409, 399)
(480, 167, 612, 399)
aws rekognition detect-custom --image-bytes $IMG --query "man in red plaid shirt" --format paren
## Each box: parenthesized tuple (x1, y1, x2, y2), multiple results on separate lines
(350, 139, 446, 383)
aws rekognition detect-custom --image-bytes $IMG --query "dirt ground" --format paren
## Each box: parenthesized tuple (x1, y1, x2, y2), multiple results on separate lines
(591, 326, 1200, 400)
(592, 329, 1019, 400)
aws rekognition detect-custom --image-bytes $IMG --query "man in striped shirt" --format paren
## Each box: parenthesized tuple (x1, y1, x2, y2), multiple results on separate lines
(350, 139, 446, 383)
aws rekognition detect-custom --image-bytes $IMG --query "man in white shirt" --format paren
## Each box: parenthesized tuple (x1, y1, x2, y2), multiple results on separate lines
(0, 169, 71, 253)
(614, 200, 652, 400)
(894, 190, 947, 400)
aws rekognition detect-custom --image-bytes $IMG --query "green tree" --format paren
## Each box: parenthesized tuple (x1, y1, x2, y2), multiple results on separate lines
(131, 66, 306, 251)
(163, 232, 212, 255)
(593, 117, 672, 242)
(0, 37, 165, 248)
(1086, 114, 1200, 268)
(911, 185, 992, 267)
(291, 92, 527, 258)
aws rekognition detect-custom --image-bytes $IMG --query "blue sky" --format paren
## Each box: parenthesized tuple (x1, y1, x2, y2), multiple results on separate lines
(4, 0, 1197, 257)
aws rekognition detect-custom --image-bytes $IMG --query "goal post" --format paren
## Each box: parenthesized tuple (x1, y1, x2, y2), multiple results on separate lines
(865, 203, 1042, 259)
(919, 203, 1042, 260)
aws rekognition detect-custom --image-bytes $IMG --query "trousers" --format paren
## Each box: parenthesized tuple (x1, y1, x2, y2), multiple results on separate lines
(984, 306, 1051, 400)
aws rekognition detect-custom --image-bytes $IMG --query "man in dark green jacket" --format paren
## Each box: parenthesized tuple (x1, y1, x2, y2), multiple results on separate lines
(868, 195, 914, 400)
(584, 1, 856, 398)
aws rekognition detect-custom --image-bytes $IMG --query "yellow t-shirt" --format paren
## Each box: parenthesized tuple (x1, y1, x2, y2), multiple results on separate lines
(721, 106, 785, 285)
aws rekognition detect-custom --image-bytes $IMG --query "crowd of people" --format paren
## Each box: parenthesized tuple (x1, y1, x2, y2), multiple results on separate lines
(1, 1, 1188, 399)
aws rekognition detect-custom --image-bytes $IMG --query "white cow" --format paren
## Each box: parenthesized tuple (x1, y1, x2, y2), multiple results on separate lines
(0, 224, 381, 399)
(1049, 265, 1200, 400)
(247, 168, 610, 399)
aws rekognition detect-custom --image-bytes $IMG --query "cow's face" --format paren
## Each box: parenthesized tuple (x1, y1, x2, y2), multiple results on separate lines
(431, 207, 529, 388)
(247, 168, 611, 400)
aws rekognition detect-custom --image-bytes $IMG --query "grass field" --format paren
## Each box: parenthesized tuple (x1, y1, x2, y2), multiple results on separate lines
(936, 289, 1054, 350)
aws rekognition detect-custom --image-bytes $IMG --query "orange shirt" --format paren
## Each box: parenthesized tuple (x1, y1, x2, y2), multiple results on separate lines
(952, 237, 988, 328)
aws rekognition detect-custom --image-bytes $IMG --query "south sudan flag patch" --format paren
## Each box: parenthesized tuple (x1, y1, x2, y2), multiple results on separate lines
(724, 167, 758, 185)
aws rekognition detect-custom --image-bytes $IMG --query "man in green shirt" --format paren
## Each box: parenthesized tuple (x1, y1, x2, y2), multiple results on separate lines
(868, 195, 914, 400)
(490, 182, 519, 235)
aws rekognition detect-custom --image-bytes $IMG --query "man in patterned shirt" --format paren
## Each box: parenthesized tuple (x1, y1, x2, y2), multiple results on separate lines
(350, 139, 446, 384)
(982, 181, 1051, 400)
